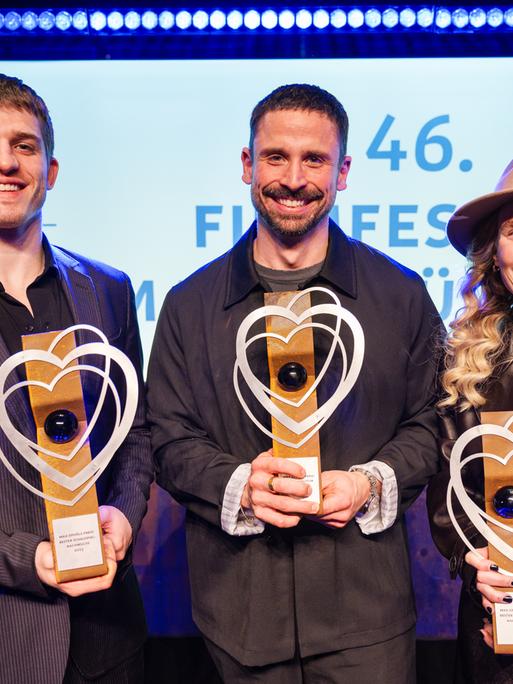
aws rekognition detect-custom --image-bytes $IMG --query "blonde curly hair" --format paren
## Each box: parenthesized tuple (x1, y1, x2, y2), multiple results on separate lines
(440, 212, 513, 410)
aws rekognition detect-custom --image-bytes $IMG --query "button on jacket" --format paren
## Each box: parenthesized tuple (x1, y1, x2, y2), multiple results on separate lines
(149, 221, 442, 666)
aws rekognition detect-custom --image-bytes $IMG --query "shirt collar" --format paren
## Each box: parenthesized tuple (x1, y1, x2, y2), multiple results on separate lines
(41, 234, 59, 276)
(224, 219, 357, 309)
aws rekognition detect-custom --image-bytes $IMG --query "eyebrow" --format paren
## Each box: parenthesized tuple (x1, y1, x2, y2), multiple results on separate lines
(258, 146, 330, 158)
(11, 131, 42, 146)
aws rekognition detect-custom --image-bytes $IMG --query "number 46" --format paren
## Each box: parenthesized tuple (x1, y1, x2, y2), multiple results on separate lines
(366, 114, 453, 172)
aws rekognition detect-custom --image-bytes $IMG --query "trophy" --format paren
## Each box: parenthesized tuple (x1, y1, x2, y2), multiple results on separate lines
(447, 411, 513, 653)
(234, 286, 364, 507)
(0, 325, 138, 582)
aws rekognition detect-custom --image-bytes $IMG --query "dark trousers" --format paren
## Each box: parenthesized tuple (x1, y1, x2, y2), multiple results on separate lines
(62, 649, 144, 684)
(205, 627, 416, 684)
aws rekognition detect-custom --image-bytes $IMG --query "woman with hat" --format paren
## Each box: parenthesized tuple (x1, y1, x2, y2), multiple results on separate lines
(428, 159, 513, 682)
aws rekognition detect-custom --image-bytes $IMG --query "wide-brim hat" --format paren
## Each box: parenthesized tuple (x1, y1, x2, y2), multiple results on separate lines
(447, 159, 513, 256)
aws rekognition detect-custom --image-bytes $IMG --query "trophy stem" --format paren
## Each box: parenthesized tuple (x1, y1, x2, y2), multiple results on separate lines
(481, 410, 513, 653)
(265, 291, 323, 513)
(22, 330, 108, 583)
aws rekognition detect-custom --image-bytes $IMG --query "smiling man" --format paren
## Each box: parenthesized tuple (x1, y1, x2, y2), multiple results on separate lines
(0, 75, 152, 684)
(149, 84, 441, 683)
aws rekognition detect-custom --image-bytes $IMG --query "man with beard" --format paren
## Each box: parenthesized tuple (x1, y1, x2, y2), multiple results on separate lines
(149, 84, 440, 683)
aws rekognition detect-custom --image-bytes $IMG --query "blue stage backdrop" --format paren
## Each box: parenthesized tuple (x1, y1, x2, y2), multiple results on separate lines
(4, 58, 512, 638)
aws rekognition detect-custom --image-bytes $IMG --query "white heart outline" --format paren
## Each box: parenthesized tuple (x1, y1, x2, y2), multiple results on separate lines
(233, 287, 365, 448)
(4, 325, 110, 462)
(448, 419, 513, 575)
(0, 325, 138, 506)
(238, 288, 344, 409)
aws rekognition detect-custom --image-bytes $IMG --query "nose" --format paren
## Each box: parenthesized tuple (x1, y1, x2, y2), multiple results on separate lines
(281, 159, 307, 191)
(0, 141, 19, 175)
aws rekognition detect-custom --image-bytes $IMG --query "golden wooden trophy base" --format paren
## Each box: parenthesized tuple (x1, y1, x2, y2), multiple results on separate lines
(265, 291, 323, 513)
(23, 330, 107, 583)
(481, 410, 513, 654)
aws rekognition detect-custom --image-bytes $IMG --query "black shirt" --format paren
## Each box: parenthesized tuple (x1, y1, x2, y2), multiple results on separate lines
(0, 238, 73, 355)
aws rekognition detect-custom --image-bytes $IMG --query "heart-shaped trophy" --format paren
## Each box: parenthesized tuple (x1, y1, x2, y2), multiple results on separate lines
(234, 286, 365, 509)
(0, 324, 138, 582)
(448, 411, 513, 652)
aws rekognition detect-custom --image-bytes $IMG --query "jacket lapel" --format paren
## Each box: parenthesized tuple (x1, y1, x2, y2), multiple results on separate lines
(52, 244, 104, 409)
(0, 331, 36, 436)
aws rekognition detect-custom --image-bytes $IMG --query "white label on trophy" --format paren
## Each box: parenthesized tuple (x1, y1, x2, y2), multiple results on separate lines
(288, 456, 320, 505)
(52, 513, 103, 571)
(495, 603, 513, 645)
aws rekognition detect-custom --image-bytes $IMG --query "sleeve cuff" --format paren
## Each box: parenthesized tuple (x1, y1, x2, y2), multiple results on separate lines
(221, 464, 265, 537)
(350, 460, 398, 535)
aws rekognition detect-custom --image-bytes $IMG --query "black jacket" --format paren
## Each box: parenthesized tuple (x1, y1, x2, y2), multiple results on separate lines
(0, 242, 153, 683)
(149, 221, 442, 666)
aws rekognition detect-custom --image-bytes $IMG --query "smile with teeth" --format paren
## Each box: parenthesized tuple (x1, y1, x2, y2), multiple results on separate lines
(276, 198, 309, 208)
(0, 183, 21, 191)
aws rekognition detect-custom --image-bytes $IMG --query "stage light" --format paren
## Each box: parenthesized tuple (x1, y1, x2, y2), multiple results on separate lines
(279, 10, 295, 29)
(227, 10, 243, 29)
(313, 9, 329, 29)
(417, 8, 434, 28)
(261, 10, 278, 29)
(90, 11, 107, 31)
(193, 10, 208, 30)
(399, 8, 416, 27)
(435, 7, 451, 29)
(72, 10, 88, 30)
(487, 8, 504, 27)
(365, 9, 381, 28)
(158, 11, 174, 30)
(244, 10, 260, 30)
(55, 11, 71, 31)
(330, 9, 347, 28)
(5, 11, 21, 31)
(348, 9, 364, 28)
(1, 4, 512, 36)
(469, 7, 486, 27)
(39, 10, 55, 31)
(176, 10, 192, 29)
(209, 10, 226, 30)
(193, 10, 208, 29)
(21, 11, 37, 30)
(107, 11, 123, 31)
(140, 10, 157, 30)
(125, 11, 141, 30)
(382, 8, 399, 28)
(296, 10, 313, 29)
(452, 8, 469, 28)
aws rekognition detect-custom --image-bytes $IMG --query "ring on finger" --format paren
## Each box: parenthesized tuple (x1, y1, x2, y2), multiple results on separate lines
(268, 476, 276, 493)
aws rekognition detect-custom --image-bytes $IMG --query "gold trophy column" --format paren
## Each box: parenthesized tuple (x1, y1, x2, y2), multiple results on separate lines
(23, 330, 107, 582)
(265, 291, 323, 512)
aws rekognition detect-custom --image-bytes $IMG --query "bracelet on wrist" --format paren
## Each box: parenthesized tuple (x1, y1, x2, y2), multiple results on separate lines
(350, 467, 381, 518)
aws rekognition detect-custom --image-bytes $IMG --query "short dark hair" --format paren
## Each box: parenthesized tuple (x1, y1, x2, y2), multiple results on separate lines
(249, 83, 349, 161)
(0, 74, 54, 161)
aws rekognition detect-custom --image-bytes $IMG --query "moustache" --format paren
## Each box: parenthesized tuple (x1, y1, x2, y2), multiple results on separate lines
(263, 186, 323, 202)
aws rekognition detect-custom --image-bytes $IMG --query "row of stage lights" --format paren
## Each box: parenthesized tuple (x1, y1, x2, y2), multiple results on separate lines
(1, 7, 513, 33)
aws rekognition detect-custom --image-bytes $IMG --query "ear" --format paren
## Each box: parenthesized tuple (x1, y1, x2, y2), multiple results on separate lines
(46, 157, 59, 190)
(241, 147, 253, 186)
(336, 155, 352, 192)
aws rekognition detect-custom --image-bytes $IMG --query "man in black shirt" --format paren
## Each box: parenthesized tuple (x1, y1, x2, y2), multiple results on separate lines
(0, 75, 152, 683)
(149, 84, 441, 683)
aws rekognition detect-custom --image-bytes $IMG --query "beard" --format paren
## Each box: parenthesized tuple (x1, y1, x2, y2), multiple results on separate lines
(251, 183, 333, 242)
